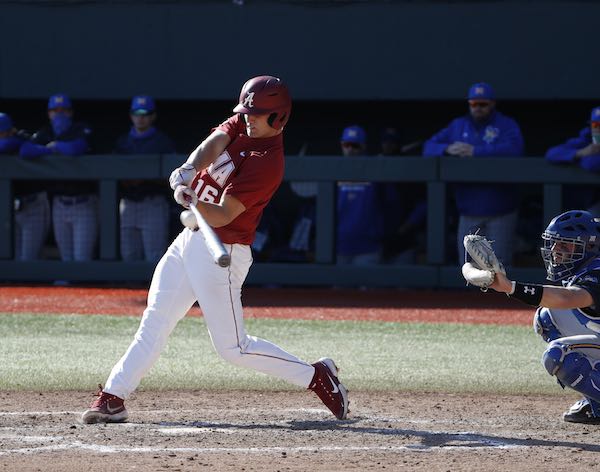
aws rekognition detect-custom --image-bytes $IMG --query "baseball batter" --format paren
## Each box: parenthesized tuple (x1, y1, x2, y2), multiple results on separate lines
(487, 210, 600, 424)
(82, 76, 349, 423)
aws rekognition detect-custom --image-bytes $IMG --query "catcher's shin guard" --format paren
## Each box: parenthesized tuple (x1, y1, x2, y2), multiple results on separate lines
(543, 342, 600, 415)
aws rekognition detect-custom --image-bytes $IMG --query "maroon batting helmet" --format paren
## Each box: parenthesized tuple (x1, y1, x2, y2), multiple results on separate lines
(233, 75, 291, 130)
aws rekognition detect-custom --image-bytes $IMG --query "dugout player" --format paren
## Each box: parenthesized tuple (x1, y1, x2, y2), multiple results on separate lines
(0, 113, 50, 260)
(82, 75, 349, 423)
(545, 106, 600, 215)
(489, 210, 600, 424)
(423, 82, 524, 266)
(115, 95, 176, 262)
(20, 94, 96, 263)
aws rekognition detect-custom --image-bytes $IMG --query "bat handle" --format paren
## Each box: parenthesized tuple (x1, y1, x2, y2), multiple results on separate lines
(189, 205, 231, 267)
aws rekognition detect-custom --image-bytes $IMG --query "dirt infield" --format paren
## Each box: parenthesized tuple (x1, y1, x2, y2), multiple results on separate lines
(0, 286, 532, 324)
(2, 286, 583, 471)
(0, 390, 596, 472)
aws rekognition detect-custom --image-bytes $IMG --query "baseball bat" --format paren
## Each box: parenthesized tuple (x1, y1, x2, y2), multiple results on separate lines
(189, 204, 231, 268)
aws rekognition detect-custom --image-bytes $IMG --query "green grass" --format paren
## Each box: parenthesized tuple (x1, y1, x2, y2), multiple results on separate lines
(0, 313, 556, 394)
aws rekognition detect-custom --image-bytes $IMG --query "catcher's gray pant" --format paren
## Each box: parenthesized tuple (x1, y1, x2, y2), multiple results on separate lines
(457, 211, 517, 266)
(104, 228, 315, 400)
(52, 195, 98, 261)
(537, 307, 600, 361)
(119, 195, 169, 262)
(14, 191, 50, 260)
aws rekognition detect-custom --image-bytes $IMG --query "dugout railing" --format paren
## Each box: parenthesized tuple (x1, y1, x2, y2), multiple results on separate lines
(1, 154, 598, 287)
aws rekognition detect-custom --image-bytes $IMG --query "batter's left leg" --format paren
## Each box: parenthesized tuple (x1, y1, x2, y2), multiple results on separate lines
(184, 240, 315, 388)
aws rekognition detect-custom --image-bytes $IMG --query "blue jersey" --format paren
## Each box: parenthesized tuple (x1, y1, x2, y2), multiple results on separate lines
(564, 258, 600, 318)
(546, 127, 600, 172)
(115, 127, 176, 200)
(20, 122, 91, 158)
(0, 135, 24, 154)
(423, 111, 524, 216)
(545, 128, 600, 209)
(115, 127, 175, 155)
(336, 182, 384, 255)
(20, 121, 93, 195)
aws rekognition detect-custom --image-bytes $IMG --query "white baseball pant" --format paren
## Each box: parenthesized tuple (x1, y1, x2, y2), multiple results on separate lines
(104, 227, 315, 399)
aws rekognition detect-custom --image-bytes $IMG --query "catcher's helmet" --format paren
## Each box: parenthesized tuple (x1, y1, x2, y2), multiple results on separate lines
(233, 75, 291, 131)
(541, 210, 600, 281)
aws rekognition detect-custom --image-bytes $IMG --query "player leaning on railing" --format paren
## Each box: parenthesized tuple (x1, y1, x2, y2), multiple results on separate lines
(463, 210, 600, 424)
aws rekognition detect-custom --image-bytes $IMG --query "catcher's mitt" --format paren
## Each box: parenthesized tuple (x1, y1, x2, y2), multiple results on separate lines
(461, 234, 506, 290)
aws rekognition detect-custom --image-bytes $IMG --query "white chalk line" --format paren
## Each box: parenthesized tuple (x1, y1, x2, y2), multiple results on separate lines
(0, 442, 523, 456)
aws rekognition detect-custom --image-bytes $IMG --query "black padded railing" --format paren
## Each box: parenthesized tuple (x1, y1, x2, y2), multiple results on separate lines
(1, 154, 597, 287)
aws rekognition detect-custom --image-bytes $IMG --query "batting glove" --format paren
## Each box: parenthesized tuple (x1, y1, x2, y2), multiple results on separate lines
(174, 185, 198, 209)
(169, 163, 197, 190)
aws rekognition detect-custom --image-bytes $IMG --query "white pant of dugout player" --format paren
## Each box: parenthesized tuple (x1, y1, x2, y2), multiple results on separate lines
(104, 228, 315, 399)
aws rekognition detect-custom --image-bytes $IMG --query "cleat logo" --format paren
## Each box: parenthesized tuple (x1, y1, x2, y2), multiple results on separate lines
(326, 373, 339, 394)
(105, 402, 122, 414)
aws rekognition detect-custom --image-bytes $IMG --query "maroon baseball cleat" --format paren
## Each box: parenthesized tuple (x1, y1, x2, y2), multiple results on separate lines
(309, 358, 349, 420)
(81, 384, 128, 424)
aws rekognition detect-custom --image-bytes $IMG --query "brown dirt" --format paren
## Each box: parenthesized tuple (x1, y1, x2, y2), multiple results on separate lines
(0, 390, 597, 472)
(1, 285, 573, 471)
(0, 286, 532, 325)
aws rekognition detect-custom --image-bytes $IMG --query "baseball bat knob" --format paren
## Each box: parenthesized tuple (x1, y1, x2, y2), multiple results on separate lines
(218, 254, 231, 267)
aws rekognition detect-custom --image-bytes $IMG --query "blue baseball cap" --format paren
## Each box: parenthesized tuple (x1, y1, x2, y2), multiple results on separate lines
(340, 125, 366, 144)
(48, 93, 72, 110)
(468, 83, 495, 100)
(0, 112, 13, 132)
(130, 95, 156, 115)
(591, 107, 600, 123)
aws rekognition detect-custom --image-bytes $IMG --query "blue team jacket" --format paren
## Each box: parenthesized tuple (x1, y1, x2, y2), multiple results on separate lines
(545, 127, 600, 209)
(545, 127, 600, 172)
(20, 122, 91, 158)
(337, 182, 385, 255)
(0, 136, 24, 154)
(423, 111, 524, 216)
(115, 127, 176, 154)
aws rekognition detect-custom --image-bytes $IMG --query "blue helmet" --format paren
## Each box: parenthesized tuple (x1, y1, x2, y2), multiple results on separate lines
(541, 210, 600, 281)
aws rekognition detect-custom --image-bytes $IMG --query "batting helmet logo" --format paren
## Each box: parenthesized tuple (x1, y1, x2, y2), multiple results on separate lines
(242, 92, 255, 109)
(233, 75, 292, 130)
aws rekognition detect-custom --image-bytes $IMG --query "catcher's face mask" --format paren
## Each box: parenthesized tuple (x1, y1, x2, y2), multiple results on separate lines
(540, 233, 586, 281)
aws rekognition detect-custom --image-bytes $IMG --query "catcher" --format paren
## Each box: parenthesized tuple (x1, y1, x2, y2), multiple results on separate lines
(462, 210, 600, 424)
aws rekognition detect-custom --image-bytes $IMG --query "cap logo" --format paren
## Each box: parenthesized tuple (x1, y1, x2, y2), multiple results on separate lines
(474, 87, 484, 95)
(55, 97, 64, 104)
(242, 92, 255, 108)
(137, 98, 146, 105)
(595, 109, 600, 119)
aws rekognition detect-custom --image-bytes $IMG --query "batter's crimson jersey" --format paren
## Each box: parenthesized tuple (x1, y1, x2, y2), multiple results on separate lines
(190, 114, 284, 245)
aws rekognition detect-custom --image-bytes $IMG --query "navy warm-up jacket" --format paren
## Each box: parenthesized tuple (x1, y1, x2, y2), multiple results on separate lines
(546, 127, 600, 172)
(423, 111, 524, 217)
